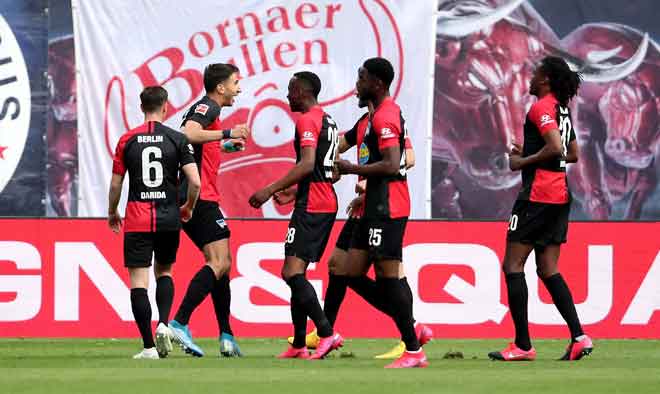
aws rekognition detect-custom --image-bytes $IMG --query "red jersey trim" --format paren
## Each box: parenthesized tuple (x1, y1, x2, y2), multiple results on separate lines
(306, 182, 337, 213)
(530, 169, 569, 204)
(388, 180, 410, 218)
(124, 201, 152, 232)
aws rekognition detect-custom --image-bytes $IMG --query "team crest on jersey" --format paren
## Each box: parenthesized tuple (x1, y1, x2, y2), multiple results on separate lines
(195, 103, 209, 115)
(358, 142, 370, 165)
(540, 114, 554, 126)
(216, 219, 226, 228)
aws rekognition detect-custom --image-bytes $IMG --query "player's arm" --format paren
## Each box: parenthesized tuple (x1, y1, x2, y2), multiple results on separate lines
(404, 140, 415, 169)
(249, 147, 315, 208)
(107, 173, 124, 233)
(337, 116, 401, 177)
(565, 139, 578, 163)
(510, 129, 562, 170)
(179, 163, 200, 222)
(183, 120, 248, 144)
(338, 145, 400, 177)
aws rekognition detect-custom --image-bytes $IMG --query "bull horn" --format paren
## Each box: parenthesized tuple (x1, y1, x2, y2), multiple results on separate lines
(566, 33, 650, 83)
(437, 0, 526, 38)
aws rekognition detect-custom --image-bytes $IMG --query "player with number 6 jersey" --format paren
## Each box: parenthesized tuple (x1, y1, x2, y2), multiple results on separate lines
(249, 71, 342, 360)
(489, 56, 593, 362)
(108, 86, 200, 359)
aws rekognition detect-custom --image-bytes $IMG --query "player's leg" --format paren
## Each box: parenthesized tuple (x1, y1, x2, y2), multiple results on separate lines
(536, 244, 592, 360)
(488, 241, 536, 361)
(152, 232, 178, 358)
(324, 247, 350, 329)
(124, 232, 158, 359)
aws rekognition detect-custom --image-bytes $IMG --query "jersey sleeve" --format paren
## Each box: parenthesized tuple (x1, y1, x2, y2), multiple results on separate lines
(111, 136, 128, 176)
(178, 134, 196, 167)
(296, 113, 320, 148)
(182, 101, 221, 129)
(343, 118, 361, 147)
(372, 111, 402, 150)
(528, 101, 559, 135)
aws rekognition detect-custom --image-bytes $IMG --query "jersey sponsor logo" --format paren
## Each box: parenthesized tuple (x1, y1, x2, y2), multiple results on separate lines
(302, 131, 316, 142)
(137, 135, 163, 143)
(358, 142, 370, 165)
(540, 114, 554, 126)
(194, 103, 209, 115)
(380, 127, 395, 139)
(140, 191, 166, 199)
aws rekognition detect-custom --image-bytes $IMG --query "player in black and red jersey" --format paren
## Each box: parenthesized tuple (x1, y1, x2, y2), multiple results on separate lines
(249, 71, 343, 360)
(168, 63, 249, 357)
(108, 86, 200, 359)
(336, 58, 428, 368)
(282, 98, 432, 360)
(488, 56, 593, 361)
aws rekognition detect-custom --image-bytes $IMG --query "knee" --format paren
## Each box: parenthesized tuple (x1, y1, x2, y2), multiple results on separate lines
(207, 256, 231, 277)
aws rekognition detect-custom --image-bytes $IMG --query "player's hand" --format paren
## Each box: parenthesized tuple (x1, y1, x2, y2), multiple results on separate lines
(510, 142, 522, 156)
(249, 186, 273, 208)
(273, 187, 297, 205)
(231, 124, 250, 140)
(108, 211, 122, 233)
(355, 179, 367, 194)
(508, 152, 524, 171)
(180, 203, 194, 222)
(335, 159, 354, 175)
(346, 194, 365, 218)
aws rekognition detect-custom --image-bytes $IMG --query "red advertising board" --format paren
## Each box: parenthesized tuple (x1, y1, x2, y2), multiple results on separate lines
(1, 219, 658, 338)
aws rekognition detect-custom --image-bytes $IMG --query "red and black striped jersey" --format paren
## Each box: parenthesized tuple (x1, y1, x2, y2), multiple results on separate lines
(112, 121, 195, 232)
(517, 93, 576, 204)
(180, 96, 223, 203)
(293, 105, 338, 213)
(361, 98, 410, 219)
(344, 111, 412, 217)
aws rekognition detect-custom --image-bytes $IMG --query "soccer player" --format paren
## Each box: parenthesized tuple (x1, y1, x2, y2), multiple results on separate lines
(249, 71, 343, 360)
(336, 58, 428, 368)
(488, 56, 593, 361)
(108, 86, 200, 359)
(167, 63, 249, 357)
(282, 101, 432, 360)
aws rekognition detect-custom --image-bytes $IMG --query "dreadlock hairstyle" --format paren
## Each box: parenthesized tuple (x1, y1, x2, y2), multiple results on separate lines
(539, 56, 582, 107)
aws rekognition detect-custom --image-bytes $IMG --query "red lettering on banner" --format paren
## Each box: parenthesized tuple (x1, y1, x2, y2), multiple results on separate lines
(216, 20, 231, 48)
(274, 42, 297, 68)
(325, 3, 342, 28)
(267, 6, 291, 33)
(132, 47, 203, 116)
(189, 31, 215, 58)
(296, 3, 320, 29)
(304, 40, 328, 65)
(236, 12, 264, 41)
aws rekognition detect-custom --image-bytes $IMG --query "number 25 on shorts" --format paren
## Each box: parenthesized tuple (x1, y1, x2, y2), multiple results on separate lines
(368, 228, 382, 247)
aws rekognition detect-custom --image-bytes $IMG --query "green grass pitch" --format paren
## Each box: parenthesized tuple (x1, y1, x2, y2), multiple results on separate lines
(1, 338, 659, 394)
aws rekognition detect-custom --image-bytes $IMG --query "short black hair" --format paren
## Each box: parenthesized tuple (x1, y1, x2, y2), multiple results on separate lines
(539, 56, 582, 106)
(204, 63, 239, 92)
(363, 57, 394, 88)
(140, 86, 168, 113)
(293, 71, 321, 98)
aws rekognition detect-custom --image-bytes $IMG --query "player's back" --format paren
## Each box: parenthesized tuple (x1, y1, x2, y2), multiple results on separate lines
(114, 121, 192, 232)
(293, 105, 339, 214)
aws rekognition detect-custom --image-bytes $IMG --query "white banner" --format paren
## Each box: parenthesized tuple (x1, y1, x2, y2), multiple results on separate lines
(74, 0, 436, 218)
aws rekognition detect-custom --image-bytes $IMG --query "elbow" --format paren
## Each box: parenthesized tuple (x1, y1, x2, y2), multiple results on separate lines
(189, 177, 201, 192)
(549, 145, 563, 157)
(386, 161, 400, 176)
